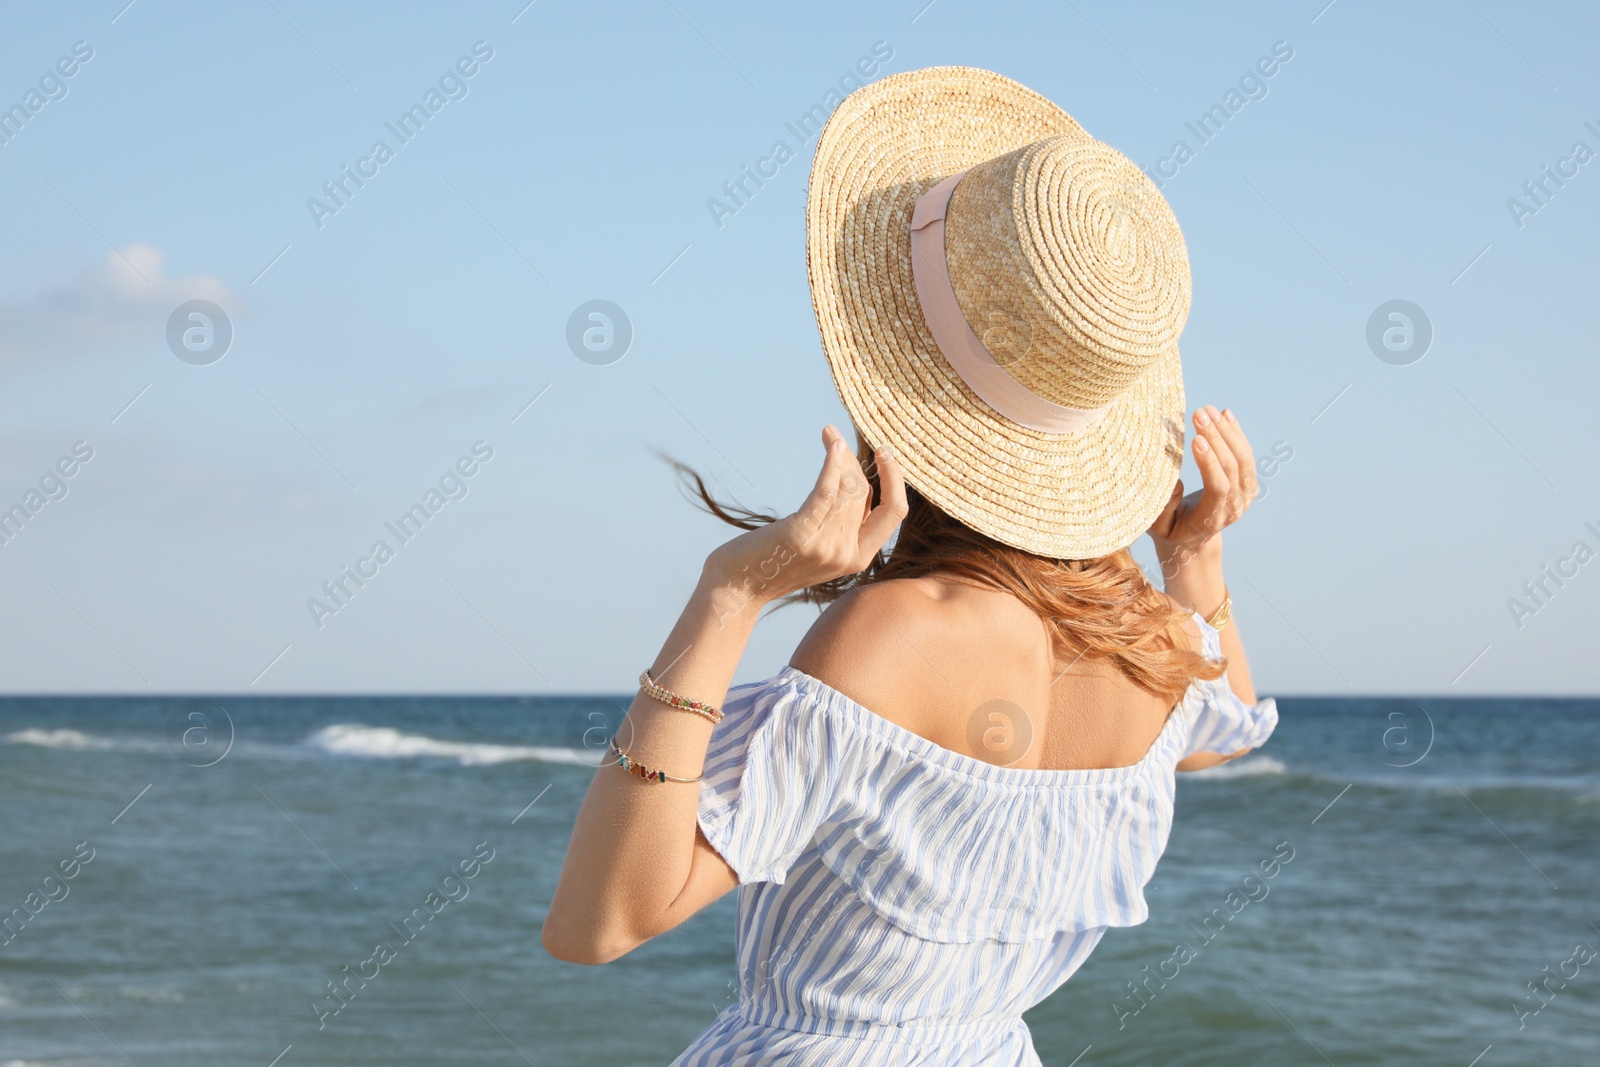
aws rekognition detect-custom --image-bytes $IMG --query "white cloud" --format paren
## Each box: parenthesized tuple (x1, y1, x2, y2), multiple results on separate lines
(0, 244, 237, 376)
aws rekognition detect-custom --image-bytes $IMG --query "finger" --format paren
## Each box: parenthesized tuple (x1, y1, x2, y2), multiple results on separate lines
(1195, 407, 1240, 517)
(857, 444, 909, 557)
(815, 426, 872, 539)
(1196, 406, 1240, 488)
(1203, 406, 1249, 516)
(826, 428, 874, 528)
(1214, 408, 1258, 502)
(838, 438, 875, 523)
(793, 427, 849, 539)
(1190, 424, 1232, 536)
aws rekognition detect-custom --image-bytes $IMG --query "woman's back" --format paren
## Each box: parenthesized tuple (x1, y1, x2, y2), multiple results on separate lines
(671, 598, 1274, 1066)
(790, 576, 1197, 773)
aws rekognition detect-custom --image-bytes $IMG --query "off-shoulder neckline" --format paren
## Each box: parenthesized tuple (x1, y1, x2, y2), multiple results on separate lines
(772, 664, 1194, 788)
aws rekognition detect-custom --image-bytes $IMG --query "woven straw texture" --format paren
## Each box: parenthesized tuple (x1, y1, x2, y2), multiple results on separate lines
(806, 66, 1189, 559)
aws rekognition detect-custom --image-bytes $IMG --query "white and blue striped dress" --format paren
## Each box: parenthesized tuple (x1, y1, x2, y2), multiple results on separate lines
(672, 615, 1278, 1066)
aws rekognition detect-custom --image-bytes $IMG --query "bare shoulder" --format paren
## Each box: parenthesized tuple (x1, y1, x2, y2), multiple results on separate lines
(789, 580, 946, 687)
(789, 578, 1050, 733)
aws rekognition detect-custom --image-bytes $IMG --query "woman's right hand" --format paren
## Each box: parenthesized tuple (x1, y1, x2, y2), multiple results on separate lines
(701, 425, 908, 618)
(1146, 404, 1258, 566)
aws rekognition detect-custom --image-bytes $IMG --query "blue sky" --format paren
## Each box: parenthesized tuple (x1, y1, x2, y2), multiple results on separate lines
(0, 0, 1595, 695)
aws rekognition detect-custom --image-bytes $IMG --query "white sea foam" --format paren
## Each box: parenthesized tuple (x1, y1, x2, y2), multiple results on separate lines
(1187, 755, 1288, 779)
(305, 724, 595, 767)
(6, 725, 596, 769)
(5, 728, 120, 750)
(5, 728, 172, 756)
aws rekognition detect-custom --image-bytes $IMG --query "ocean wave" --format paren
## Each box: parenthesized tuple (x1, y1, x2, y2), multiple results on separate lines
(9, 722, 1590, 799)
(1186, 755, 1288, 780)
(304, 724, 596, 767)
(6, 728, 123, 751)
(5, 728, 175, 757)
(1178, 754, 1599, 800)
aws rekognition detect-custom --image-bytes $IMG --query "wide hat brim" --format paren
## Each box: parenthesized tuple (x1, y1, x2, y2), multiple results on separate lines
(805, 66, 1187, 560)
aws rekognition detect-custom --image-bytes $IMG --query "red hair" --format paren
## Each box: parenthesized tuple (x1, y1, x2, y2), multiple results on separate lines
(670, 435, 1222, 702)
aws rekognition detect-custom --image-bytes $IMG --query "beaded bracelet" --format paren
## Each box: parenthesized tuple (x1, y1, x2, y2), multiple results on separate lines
(608, 738, 702, 783)
(638, 669, 723, 724)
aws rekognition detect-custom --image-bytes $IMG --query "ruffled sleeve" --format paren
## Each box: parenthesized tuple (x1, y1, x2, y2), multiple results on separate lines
(697, 675, 844, 885)
(1181, 614, 1279, 757)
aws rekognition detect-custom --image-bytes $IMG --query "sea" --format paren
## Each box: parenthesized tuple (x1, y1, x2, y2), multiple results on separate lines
(0, 694, 1595, 1066)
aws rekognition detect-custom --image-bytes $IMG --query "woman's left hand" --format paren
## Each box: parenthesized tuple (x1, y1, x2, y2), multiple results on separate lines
(1147, 405, 1258, 557)
(702, 425, 908, 612)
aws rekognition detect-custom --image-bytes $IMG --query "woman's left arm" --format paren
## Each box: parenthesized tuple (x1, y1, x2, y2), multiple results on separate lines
(542, 426, 906, 965)
(1150, 405, 1265, 772)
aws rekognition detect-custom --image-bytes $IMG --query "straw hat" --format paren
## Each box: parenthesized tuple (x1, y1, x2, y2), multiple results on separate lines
(806, 66, 1190, 560)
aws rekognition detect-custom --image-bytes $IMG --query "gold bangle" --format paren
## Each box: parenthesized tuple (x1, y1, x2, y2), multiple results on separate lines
(1205, 589, 1232, 631)
(608, 738, 702, 784)
(638, 669, 723, 724)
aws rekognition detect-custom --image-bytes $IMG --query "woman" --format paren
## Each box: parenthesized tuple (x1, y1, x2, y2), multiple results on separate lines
(545, 67, 1278, 1065)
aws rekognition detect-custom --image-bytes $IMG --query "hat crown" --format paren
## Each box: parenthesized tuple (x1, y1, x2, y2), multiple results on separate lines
(943, 135, 1192, 410)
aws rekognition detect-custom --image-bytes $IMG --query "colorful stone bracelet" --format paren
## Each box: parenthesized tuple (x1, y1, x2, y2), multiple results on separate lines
(638, 669, 723, 724)
(608, 738, 702, 784)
